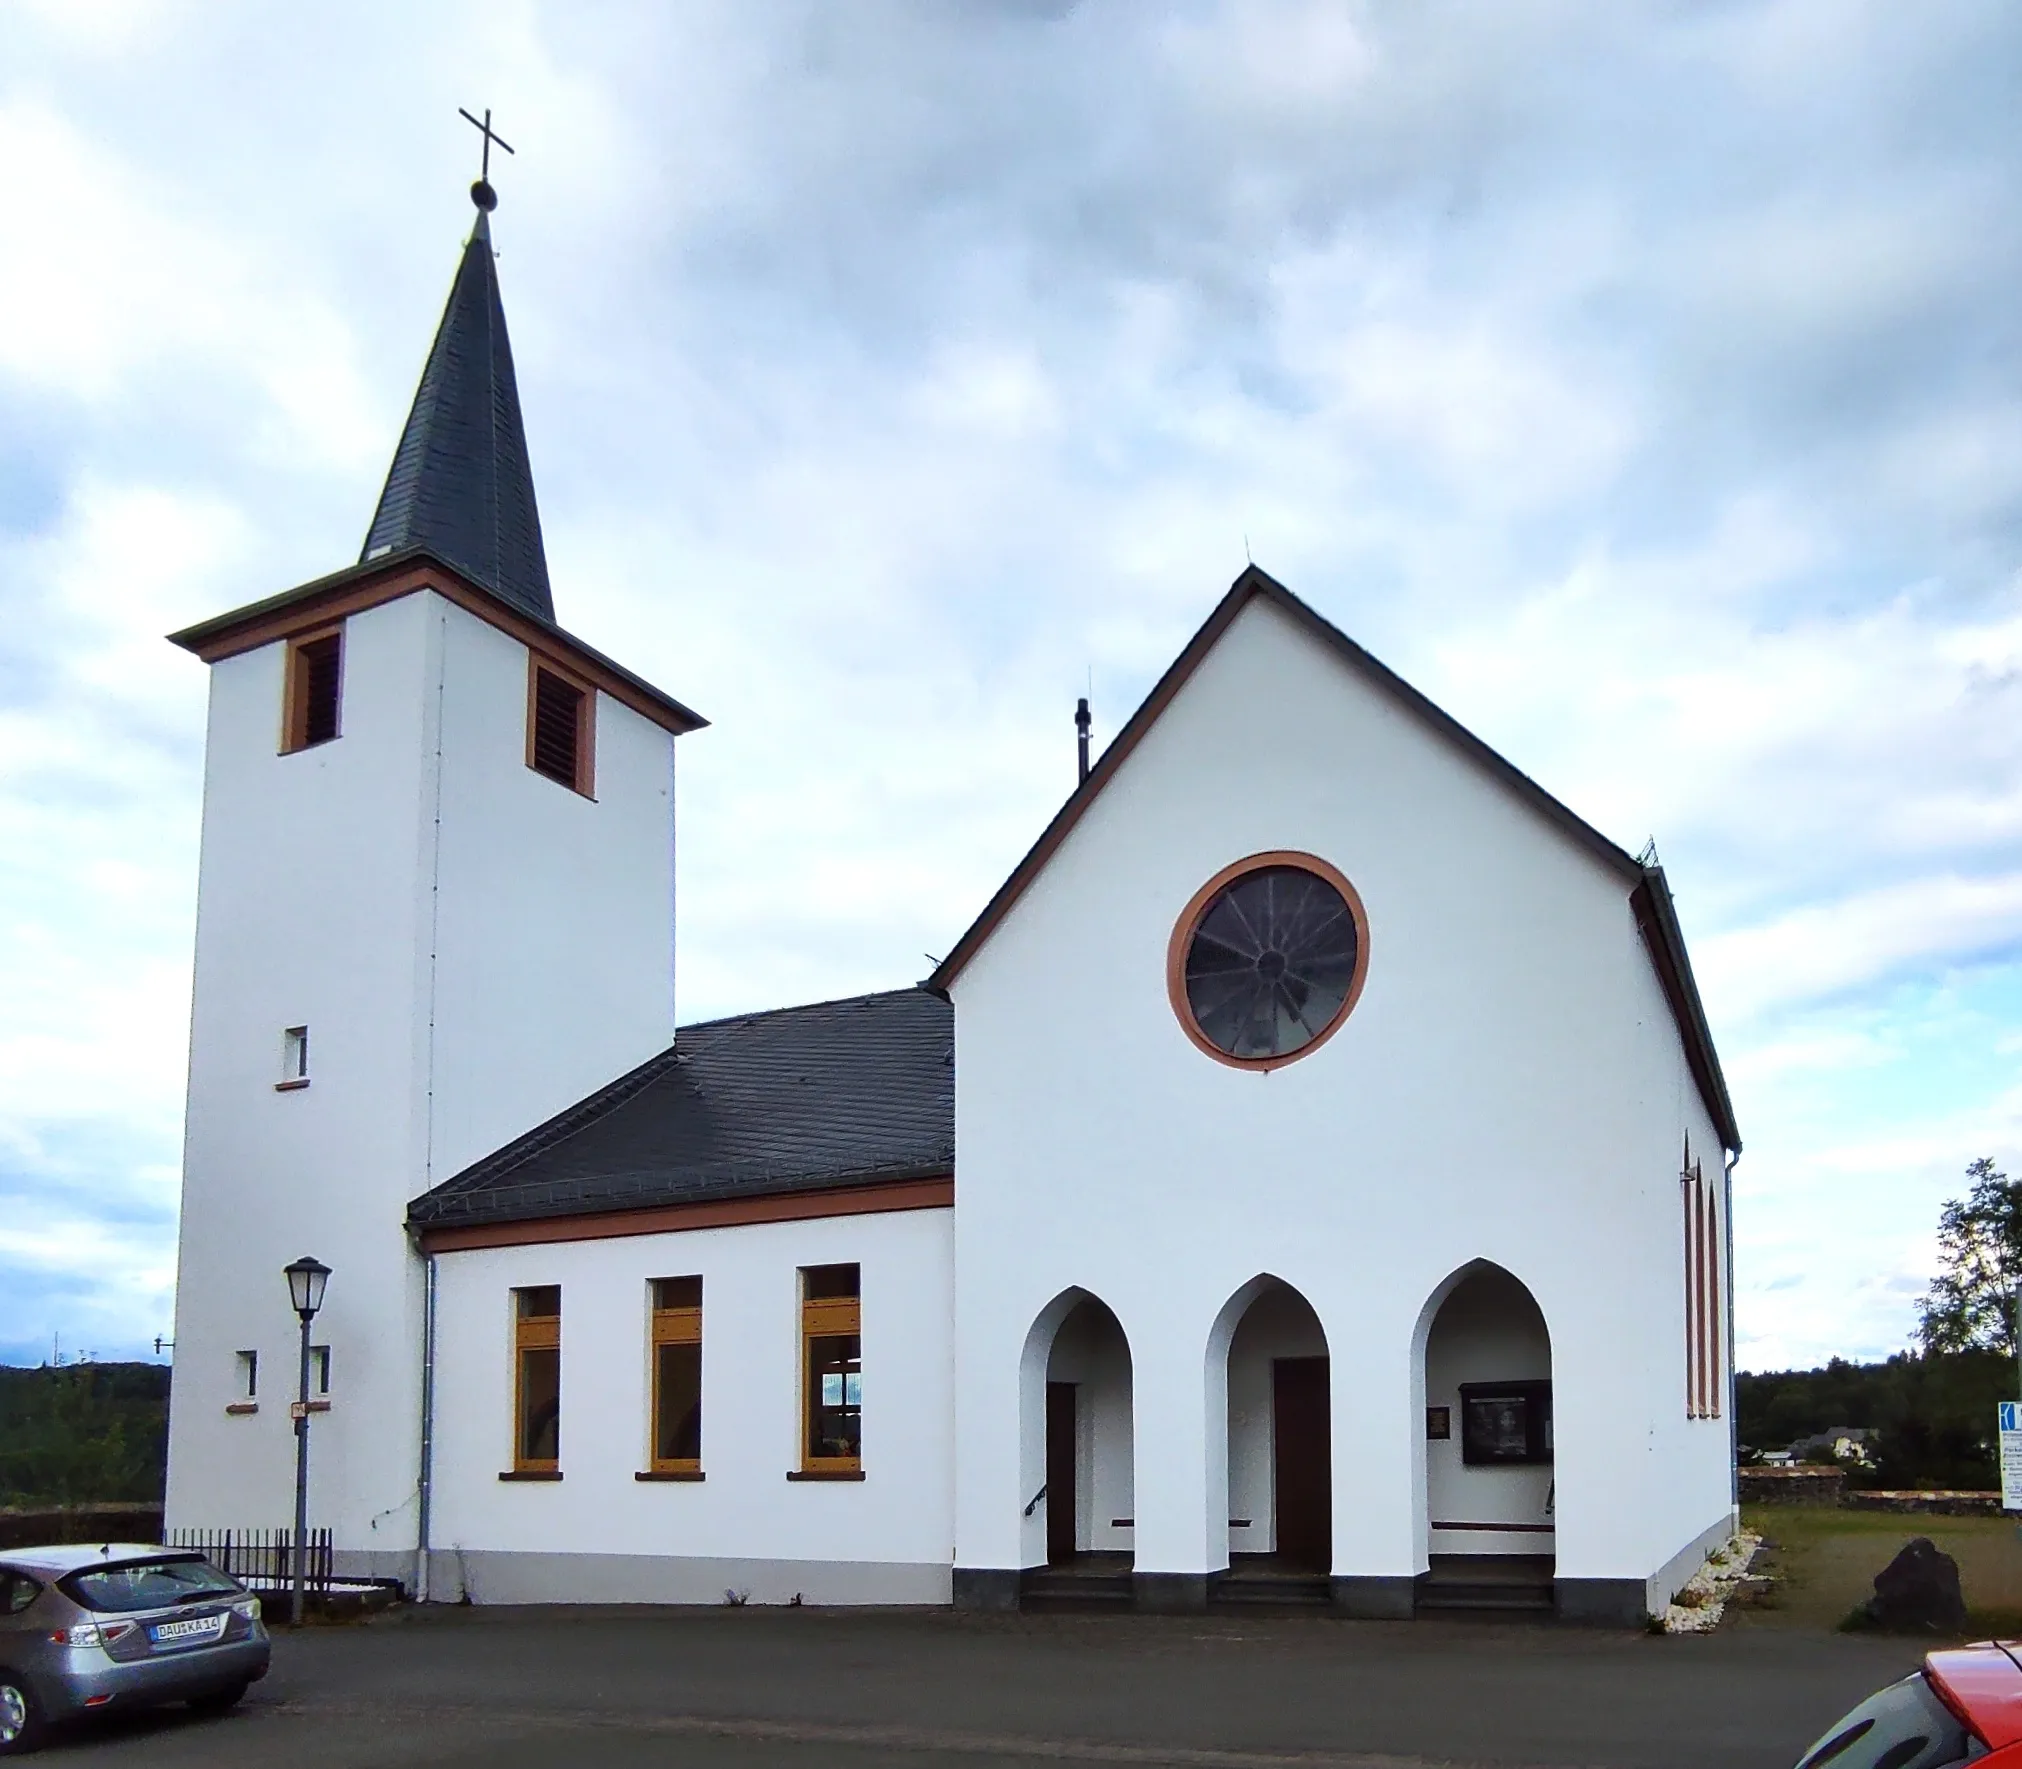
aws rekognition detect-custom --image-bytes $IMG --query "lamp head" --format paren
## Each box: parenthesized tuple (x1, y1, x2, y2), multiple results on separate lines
(284, 1256, 331, 1322)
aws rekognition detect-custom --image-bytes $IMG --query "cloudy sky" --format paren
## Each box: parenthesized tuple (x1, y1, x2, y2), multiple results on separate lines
(1, 0, 2017, 1372)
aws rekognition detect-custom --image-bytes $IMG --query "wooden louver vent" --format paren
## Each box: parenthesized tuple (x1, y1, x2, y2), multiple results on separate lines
(531, 668, 586, 791)
(283, 629, 343, 753)
(299, 637, 342, 746)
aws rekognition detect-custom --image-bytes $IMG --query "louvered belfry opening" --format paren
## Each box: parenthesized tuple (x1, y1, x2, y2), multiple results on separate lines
(283, 629, 343, 752)
(530, 665, 587, 792)
(300, 637, 341, 744)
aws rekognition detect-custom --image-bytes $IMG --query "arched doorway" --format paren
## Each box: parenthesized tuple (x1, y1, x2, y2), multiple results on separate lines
(1018, 1291, 1134, 1590)
(1215, 1277, 1331, 1582)
(1416, 1262, 1554, 1615)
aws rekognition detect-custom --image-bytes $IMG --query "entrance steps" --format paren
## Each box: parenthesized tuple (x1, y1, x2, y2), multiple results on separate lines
(1415, 1554, 1555, 1617)
(1209, 1555, 1331, 1612)
(1020, 1552, 1134, 1611)
(1016, 1553, 1554, 1618)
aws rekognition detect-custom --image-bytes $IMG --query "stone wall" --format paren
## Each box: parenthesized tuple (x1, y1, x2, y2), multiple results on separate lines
(1737, 1469, 2003, 1516)
(1738, 1467, 1845, 1505)
(1845, 1491, 2002, 1517)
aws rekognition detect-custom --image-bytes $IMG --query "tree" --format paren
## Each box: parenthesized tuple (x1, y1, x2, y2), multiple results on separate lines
(0, 1365, 169, 1507)
(1918, 1158, 2022, 1356)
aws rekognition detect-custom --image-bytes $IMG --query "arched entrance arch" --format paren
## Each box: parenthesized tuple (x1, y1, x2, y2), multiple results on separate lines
(1412, 1261, 1555, 1611)
(1017, 1289, 1135, 1571)
(1207, 1276, 1331, 1579)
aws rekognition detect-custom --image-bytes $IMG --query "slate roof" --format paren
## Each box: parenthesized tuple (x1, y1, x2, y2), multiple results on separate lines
(359, 208, 555, 622)
(408, 988, 954, 1230)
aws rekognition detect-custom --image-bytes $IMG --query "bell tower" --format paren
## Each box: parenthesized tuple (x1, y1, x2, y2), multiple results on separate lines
(163, 163, 704, 1578)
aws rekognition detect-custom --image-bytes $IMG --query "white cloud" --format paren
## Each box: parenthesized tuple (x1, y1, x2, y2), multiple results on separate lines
(1702, 875, 2022, 1023)
(2, 0, 2020, 1370)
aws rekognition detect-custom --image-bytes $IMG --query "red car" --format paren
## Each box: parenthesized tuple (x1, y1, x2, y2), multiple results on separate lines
(1796, 1645, 2022, 1767)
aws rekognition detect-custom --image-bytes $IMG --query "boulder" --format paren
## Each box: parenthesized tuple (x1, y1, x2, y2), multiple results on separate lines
(1863, 1537, 1968, 1633)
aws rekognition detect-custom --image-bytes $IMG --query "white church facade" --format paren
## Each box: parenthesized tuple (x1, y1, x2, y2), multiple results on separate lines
(164, 187, 1740, 1627)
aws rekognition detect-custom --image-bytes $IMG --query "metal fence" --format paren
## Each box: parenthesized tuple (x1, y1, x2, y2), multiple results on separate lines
(167, 1527, 334, 1594)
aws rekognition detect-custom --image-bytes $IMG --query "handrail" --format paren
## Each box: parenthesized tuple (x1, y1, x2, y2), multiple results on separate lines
(1023, 1483, 1047, 1517)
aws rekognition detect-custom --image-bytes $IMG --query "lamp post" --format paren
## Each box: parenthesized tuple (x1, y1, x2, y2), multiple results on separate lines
(283, 1256, 330, 1628)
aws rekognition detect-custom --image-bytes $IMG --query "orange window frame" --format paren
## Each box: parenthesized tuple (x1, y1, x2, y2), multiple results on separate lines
(512, 1292, 561, 1473)
(801, 1293, 862, 1473)
(649, 1297, 703, 1474)
(280, 624, 345, 754)
(525, 654, 597, 797)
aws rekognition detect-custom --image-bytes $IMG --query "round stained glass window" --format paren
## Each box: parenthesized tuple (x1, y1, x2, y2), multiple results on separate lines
(1170, 855, 1366, 1067)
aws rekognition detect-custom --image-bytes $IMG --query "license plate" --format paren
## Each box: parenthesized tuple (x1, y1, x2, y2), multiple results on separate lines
(149, 1613, 227, 1646)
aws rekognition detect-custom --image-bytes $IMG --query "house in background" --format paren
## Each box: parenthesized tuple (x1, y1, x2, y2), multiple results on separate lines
(1791, 1428, 1879, 1469)
(162, 179, 1741, 1625)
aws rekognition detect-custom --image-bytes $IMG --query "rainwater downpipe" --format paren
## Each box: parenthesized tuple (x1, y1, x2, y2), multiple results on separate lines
(416, 1248, 438, 1603)
(414, 612, 448, 1604)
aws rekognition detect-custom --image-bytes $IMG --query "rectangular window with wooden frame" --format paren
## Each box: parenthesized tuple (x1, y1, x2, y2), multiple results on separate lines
(512, 1286, 561, 1473)
(282, 627, 344, 753)
(800, 1264, 861, 1473)
(526, 657, 595, 797)
(649, 1277, 702, 1474)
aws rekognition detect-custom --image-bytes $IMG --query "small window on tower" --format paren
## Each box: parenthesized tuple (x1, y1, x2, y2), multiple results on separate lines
(311, 1344, 331, 1397)
(228, 1349, 258, 1413)
(278, 1026, 309, 1090)
(283, 628, 344, 753)
(527, 659, 594, 796)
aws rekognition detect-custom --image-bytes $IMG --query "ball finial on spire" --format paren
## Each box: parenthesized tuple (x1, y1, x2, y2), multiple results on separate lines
(458, 106, 514, 217)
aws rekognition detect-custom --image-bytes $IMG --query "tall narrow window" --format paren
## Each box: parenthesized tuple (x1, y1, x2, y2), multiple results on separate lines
(1682, 1159, 1723, 1420)
(310, 1344, 331, 1398)
(283, 628, 344, 752)
(527, 660, 594, 796)
(800, 1264, 861, 1472)
(649, 1277, 702, 1473)
(235, 1351, 258, 1401)
(512, 1286, 562, 1472)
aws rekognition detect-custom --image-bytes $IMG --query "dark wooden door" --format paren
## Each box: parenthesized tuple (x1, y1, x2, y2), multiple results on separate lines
(1273, 1357, 1332, 1571)
(1045, 1381, 1078, 1563)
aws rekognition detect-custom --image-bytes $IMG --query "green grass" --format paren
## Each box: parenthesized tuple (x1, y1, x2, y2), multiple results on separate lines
(1740, 1505, 2022, 1635)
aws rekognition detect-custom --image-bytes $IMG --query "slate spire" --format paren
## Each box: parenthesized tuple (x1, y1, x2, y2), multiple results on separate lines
(360, 189, 554, 622)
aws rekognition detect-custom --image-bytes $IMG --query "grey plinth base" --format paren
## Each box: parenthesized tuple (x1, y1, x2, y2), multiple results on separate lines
(1554, 1577, 1649, 1627)
(1133, 1571, 1210, 1613)
(1331, 1574, 1417, 1619)
(952, 1567, 1023, 1612)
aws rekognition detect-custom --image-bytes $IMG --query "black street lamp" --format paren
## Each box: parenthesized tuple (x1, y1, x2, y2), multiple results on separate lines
(282, 1256, 330, 1627)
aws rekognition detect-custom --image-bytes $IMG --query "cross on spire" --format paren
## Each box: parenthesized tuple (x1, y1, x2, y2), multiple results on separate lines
(458, 105, 515, 213)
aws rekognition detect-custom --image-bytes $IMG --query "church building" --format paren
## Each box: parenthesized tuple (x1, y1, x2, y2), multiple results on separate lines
(163, 180, 1741, 1626)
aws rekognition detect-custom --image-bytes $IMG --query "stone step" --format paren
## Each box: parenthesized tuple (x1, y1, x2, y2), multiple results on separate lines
(1210, 1574, 1332, 1610)
(1416, 1582, 1554, 1614)
(1020, 1569, 1134, 1611)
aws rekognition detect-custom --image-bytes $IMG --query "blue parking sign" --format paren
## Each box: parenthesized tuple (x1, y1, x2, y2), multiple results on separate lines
(2002, 1405, 2022, 1510)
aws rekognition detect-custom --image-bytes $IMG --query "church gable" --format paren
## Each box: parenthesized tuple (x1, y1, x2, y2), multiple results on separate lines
(932, 566, 1736, 1150)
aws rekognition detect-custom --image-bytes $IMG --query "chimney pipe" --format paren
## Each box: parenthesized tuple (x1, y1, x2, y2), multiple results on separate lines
(1075, 697, 1092, 784)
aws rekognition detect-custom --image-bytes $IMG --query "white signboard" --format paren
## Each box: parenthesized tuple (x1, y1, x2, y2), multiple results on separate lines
(1998, 1402, 2022, 1512)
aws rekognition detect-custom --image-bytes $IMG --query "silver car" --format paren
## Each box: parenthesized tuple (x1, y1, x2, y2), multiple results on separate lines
(0, 1544, 269, 1755)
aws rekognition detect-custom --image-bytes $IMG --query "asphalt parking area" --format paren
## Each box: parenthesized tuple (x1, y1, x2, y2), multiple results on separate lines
(39, 1606, 1927, 1768)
